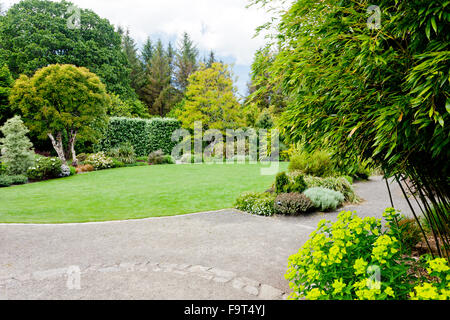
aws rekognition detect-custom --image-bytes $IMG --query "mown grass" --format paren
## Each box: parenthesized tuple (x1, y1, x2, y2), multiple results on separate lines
(0, 163, 287, 223)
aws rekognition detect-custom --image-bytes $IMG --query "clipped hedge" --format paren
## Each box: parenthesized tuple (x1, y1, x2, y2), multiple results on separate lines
(97, 117, 181, 157)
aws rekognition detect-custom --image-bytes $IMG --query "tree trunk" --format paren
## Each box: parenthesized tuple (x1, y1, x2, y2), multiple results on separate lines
(68, 129, 78, 167)
(48, 132, 67, 164)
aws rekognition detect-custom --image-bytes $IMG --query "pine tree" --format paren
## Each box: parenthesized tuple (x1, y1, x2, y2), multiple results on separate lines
(0, 116, 34, 175)
(140, 40, 174, 117)
(142, 37, 154, 66)
(0, 64, 14, 125)
(121, 28, 145, 94)
(174, 32, 198, 92)
(204, 50, 217, 68)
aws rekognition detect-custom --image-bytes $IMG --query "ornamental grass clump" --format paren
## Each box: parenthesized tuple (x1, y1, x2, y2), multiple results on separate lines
(285, 209, 416, 300)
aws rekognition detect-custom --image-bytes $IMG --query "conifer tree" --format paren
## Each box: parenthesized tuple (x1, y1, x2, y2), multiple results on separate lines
(174, 32, 198, 92)
(0, 116, 34, 175)
(140, 40, 173, 117)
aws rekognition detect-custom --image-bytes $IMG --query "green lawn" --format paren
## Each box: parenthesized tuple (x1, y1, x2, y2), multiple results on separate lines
(0, 163, 287, 224)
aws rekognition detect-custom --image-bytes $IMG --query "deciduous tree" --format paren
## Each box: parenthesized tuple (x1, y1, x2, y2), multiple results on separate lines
(9, 64, 110, 166)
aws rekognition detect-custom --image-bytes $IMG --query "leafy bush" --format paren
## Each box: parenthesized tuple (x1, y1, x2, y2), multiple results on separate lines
(302, 175, 358, 203)
(0, 116, 34, 175)
(304, 187, 345, 211)
(288, 150, 335, 177)
(0, 162, 6, 175)
(285, 209, 416, 300)
(27, 156, 63, 181)
(111, 159, 125, 168)
(76, 153, 88, 163)
(286, 174, 307, 193)
(107, 141, 136, 164)
(0, 175, 13, 187)
(274, 193, 314, 216)
(97, 117, 181, 156)
(235, 192, 276, 216)
(0, 175, 27, 187)
(148, 150, 174, 165)
(84, 152, 113, 170)
(69, 166, 77, 176)
(275, 172, 290, 194)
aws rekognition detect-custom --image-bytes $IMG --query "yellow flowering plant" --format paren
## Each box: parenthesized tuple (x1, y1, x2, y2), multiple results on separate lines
(410, 257, 450, 300)
(285, 208, 417, 300)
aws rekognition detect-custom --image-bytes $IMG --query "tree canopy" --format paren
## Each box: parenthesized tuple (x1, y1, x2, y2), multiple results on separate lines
(0, 0, 134, 99)
(177, 62, 245, 131)
(9, 64, 110, 165)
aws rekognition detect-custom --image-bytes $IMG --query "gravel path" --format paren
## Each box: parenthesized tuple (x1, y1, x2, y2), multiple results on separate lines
(0, 176, 417, 300)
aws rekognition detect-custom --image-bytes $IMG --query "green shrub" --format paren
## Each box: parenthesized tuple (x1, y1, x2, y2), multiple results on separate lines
(286, 174, 307, 193)
(107, 141, 136, 164)
(84, 152, 113, 170)
(288, 150, 335, 177)
(304, 187, 345, 211)
(303, 175, 358, 203)
(148, 150, 174, 165)
(235, 192, 276, 216)
(343, 175, 354, 185)
(111, 159, 125, 168)
(69, 166, 77, 176)
(9, 175, 28, 185)
(97, 117, 181, 157)
(275, 172, 290, 194)
(0, 162, 6, 175)
(354, 162, 372, 180)
(274, 193, 314, 216)
(0, 175, 13, 187)
(285, 209, 417, 300)
(0, 116, 34, 175)
(76, 153, 88, 163)
(27, 156, 63, 181)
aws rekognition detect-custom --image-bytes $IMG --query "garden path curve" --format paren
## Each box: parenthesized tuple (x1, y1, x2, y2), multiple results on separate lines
(0, 176, 417, 300)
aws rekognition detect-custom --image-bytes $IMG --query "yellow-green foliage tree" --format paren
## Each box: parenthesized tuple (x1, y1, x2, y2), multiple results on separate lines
(10, 64, 110, 166)
(177, 62, 245, 131)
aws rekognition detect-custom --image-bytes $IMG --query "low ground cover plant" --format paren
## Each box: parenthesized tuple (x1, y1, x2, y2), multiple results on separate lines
(303, 187, 345, 212)
(235, 192, 276, 216)
(0, 174, 28, 187)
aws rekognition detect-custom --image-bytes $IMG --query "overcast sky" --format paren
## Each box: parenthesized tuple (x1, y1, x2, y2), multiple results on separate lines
(3, 0, 280, 97)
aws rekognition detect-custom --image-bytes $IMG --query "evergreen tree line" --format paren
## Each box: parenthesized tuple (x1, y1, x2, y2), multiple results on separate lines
(119, 28, 219, 117)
